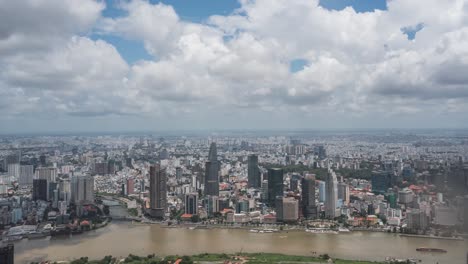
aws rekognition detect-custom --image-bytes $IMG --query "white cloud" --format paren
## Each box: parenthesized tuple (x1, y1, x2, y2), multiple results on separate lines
(1, 0, 468, 130)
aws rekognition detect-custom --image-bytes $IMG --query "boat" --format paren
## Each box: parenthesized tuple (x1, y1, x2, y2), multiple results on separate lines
(27, 231, 48, 239)
(249, 229, 259, 233)
(338, 227, 350, 232)
(416, 247, 447, 253)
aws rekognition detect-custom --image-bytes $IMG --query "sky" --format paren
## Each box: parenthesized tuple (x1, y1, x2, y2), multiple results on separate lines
(0, 0, 468, 133)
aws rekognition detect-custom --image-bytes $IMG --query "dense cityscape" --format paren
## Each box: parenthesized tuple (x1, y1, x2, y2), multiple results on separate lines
(0, 130, 467, 263)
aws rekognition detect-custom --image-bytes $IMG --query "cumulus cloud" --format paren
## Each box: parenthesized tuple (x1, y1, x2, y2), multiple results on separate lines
(1, 0, 468, 130)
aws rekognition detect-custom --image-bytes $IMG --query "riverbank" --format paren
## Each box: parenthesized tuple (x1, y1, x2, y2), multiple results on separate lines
(52, 253, 392, 264)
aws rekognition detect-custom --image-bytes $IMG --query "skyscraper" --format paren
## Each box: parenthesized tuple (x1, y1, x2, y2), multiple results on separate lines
(19, 164, 34, 186)
(248, 154, 261, 188)
(325, 169, 338, 219)
(267, 168, 284, 206)
(33, 179, 48, 201)
(338, 182, 350, 205)
(204, 142, 219, 196)
(71, 175, 94, 205)
(371, 171, 392, 194)
(302, 174, 317, 219)
(149, 164, 167, 219)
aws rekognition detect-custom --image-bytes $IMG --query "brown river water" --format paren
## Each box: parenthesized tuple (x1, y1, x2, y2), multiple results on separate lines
(12, 223, 468, 264)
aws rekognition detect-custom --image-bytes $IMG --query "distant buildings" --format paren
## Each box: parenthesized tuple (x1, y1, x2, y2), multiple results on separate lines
(267, 168, 284, 206)
(301, 174, 317, 219)
(126, 178, 134, 195)
(204, 143, 219, 196)
(149, 165, 167, 219)
(464, 195, 468, 233)
(407, 209, 429, 232)
(247, 154, 261, 188)
(325, 169, 338, 219)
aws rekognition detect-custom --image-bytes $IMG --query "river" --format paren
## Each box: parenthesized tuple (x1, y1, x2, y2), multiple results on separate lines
(11, 222, 468, 264)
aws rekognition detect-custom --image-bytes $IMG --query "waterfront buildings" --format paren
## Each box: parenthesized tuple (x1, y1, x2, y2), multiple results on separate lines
(276, 196, 299, 223)
(185, 193, 198, 215)
(149, 164, 167, 219)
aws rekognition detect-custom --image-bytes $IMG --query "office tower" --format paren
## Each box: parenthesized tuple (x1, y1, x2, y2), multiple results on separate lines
(33, 179, 48, 201)
(276, 197, 299, 223)
(407, 209, 429, 232)
(19, 164, 34, 186)
(318, 180, 326, 202)
(302, 174, 317, 219)
(127, 178, 134, 195)
(49, 182, 58, 201)
(94, 162, 108, 175)
(267, 168, 284, 206)
(176, 167, 183, 180)
(35, 167, 57, 183)
(247, 154, 261, 188)
(261, 180, 269, 202)
(398, 188, 414, 205)
(371, 171, 392, 194)
(71, 175, 94, 205)
(338, 182, 350, 205)
(236, 199, 249, 213)
(325, 169, 338, 219)
(290, 173, 301, 192)
(0, 244, 14, 264)
(7, 163, 20, 178)
(314, 145, 327, 160)
(204, 143, 219, 196)
(149, 165, 167, 219)
(464, 195, 468, 233)
(205, 195, 219, 216)
(59, 179, 71, 204)
(185, 193, 198, 215)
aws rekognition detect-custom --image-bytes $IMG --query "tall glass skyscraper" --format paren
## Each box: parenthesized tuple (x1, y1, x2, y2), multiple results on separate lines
(248, 154, 261, 188)
(325, 169, 338, 219)
(205, 142, 219, 196)
(267, 168, 284, 206)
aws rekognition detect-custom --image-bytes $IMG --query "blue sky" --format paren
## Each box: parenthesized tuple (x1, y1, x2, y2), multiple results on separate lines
(100, 0, 388, 64)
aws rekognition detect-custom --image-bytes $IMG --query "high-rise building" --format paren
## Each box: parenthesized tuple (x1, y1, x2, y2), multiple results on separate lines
(261, 180, 269, 202)
(176, 167, 183, 180)
(325, 169, 338, 219)
(276, 197, 299, 223)
(407, 209, 429, 232)
(463, 195, 468, 233)
(248, 154, 261, 188)
(7, 163, 20, 178)
(267, 168, 284, 206)
(290, 173, 301, 192)
(318, 181, 326, 202)
(185, 193, 198, 215)
(302, 174, 317, 219)
(371, 171, 392, 194)
(33, 179, 48, 201)
(337, 182, 350, 205)
(0, 244, 14, 264)
(204, 143, 219, 196)
(35, 167, 57, 183)
(149, 165, 167, 219)
(205, 195, 219, 216)
(19, 164, 34, 186)
(71, 175, 94, 205)
(126, 178, 134, 195)
(398, 188, 414, 205)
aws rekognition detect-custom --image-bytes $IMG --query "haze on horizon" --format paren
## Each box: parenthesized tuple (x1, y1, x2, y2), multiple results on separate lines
(1, 0, 468, 133)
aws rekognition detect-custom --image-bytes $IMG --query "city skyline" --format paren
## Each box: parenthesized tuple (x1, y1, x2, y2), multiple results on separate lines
(1, 0, 468, 133)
